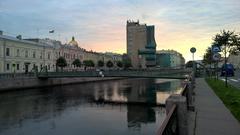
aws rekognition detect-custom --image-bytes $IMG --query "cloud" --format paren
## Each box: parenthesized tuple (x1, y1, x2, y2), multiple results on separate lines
(0, 0, 240, 61)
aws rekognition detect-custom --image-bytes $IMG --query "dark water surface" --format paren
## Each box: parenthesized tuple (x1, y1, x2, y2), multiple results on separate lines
(0, 78, 183, 135)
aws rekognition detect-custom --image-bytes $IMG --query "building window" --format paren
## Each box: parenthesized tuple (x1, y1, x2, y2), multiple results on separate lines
(6, 64, 10, 70)
(17, 64, 20, 70)
(33, 51, 36, 58)
(40, 52, 42, 59)
(6, 48, 10, 56)
(16, 49, 20, 57)
(25, 50, 28, 58)
(48, 53, 50, 59)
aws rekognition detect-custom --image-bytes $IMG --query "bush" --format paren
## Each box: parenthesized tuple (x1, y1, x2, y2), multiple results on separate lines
(72, 59, 81, 67)
(106, 60, 113, 68)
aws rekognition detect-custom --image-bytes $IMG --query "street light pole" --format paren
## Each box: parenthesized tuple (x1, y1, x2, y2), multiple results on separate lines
(224, 44, 228, 87)
(190, 47, 196, 78)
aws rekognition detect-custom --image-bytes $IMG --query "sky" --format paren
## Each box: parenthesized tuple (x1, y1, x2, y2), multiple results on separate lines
(0, 0, 240, 61)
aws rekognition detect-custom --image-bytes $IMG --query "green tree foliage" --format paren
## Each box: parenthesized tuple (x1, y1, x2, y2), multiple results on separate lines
(97, 60, 104, 67)
(203, 47, 213, 65)
(56, 57, 67, 71)
(106, 60, 114, 68)
(72, 59, 81, 67)
(213, 30, 240, 56)
(116, 61, 123, 68)
(83, 60, 95, 67)
(212, 30, 240, 87)
(185, 61, 196, 68)
(122, 56, 132, 69)
(89, 60, 95, 67)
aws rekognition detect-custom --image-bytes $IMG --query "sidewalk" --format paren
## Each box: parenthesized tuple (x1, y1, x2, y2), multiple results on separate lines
(194, 78, 240, 135)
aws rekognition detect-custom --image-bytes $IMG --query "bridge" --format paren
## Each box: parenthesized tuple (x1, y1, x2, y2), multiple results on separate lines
(37, 69, 191, 79)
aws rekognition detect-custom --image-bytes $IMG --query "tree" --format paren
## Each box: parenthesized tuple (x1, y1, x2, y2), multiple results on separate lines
(97, 60, 104, 67)
(122, 57, 132, 69)
(213, 30, 240, 56)
(185, 61, 196, 68)
(116, 61, 123, 68)
(212, 30, 240, 87)
(89, 60, 95, 67)
(72, 59, 81, 67)
(203, 47, 213, 65)
(83, 60, 95, 68)
(106, 60, 113, 68)
(56, 57, 67, 71)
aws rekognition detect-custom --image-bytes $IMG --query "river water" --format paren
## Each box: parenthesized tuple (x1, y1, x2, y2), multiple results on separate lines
(0, 78, 184, 135)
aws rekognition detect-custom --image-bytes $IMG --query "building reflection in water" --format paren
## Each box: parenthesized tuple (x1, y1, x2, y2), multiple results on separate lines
(0, 78, 183, 135)
(127, 105, 156, 130)
(155, 79, 183, 104)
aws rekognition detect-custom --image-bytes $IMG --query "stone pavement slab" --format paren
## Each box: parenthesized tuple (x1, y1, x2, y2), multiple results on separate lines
(195, 78, 240, 135)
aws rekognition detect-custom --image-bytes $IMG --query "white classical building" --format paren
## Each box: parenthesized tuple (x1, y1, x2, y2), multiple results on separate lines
(0, 32, 122, 73)
(0, 35, 57, 73)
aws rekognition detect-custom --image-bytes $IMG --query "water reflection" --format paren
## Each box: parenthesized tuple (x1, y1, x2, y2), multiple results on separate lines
(0, 78, 183, 135)
(127, 105, 156, 129)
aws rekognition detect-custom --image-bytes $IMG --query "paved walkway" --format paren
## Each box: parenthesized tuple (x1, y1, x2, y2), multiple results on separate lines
(195, 78, 240, 135)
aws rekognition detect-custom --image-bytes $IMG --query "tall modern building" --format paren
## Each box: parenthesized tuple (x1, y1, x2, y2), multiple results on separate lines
(126, 20, 157, 68)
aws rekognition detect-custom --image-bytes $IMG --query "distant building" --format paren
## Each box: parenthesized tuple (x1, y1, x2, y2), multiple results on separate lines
(126, 20, 157, 69)
(0, 31, 122, 73)
(0, 34, 56, 73)
(156, 50, 185, 69)
(228, 52, 240, 69)
(104, 52, 122, 67)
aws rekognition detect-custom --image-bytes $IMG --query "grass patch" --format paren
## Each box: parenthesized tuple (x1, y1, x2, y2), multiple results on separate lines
(205, 78, 240, 122)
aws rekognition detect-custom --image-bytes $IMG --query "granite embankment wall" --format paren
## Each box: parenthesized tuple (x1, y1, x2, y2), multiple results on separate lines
(0, 77, 124, 92)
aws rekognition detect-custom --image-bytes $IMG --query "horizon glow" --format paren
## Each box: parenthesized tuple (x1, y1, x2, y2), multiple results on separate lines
(1, 0, 240, 61)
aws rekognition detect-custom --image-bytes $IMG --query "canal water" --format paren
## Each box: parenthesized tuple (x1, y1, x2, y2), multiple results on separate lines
(0, 78, 184, 135)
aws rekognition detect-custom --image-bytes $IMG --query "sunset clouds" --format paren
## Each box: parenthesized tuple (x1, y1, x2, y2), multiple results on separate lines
(1, 0, 240, 61)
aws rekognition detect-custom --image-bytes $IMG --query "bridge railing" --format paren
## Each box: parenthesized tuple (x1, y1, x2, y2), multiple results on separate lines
(0, 72, 35, 79)
(37, 69, 191, 78)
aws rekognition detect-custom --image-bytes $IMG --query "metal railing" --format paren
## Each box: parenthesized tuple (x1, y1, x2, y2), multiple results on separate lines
(156, 104, 178, 135)
(0, 72, 36, 79)
(37, 69, 191, 79)
(0, 69, 191, 79)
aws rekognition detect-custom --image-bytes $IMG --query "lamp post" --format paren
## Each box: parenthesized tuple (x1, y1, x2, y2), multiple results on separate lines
(224, 44, 227, 87)
(190, 47, 196, 77)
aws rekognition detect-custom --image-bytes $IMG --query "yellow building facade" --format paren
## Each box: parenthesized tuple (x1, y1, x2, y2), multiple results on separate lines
(0, 34, 122, 73)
